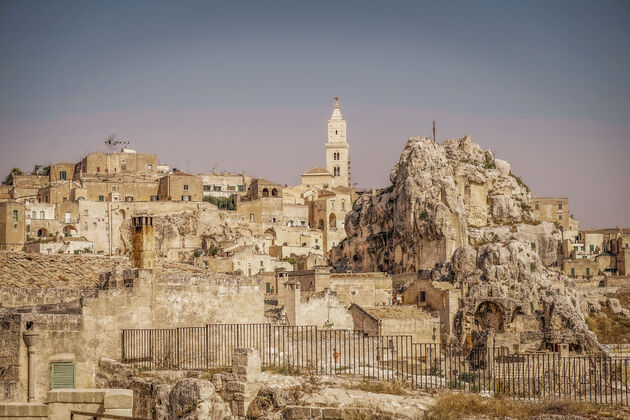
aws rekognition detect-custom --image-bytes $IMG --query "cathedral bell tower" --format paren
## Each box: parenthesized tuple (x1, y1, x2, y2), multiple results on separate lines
(325, 97, 350, 188)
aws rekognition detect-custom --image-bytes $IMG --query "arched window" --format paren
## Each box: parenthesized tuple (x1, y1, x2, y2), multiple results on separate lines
(329, 213, 337, 229)
(262, 188, 269, 197)
(334, 167, 340, 176)
(271, 188, 278, 197)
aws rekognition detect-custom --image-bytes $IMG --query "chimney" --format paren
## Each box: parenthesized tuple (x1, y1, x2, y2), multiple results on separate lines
(130, 215, 155, 270)
(284, 279, 301, 326)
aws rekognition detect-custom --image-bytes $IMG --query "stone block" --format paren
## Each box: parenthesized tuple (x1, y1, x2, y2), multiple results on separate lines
(104, 408, 133, 416)
(284, 406, 312, 419)
(322, 407, 342, 419)
(227, 381, 245, 392)
(103, 389, 133, 409)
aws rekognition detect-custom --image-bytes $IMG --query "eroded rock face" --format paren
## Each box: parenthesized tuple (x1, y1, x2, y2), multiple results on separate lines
(330, 135, 598, 352)
(168, 378, 230, 420)
(442, 241, 602, 353)
(331, 136, 556, 273)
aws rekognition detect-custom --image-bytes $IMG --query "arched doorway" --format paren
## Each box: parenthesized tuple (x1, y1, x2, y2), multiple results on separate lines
(37, 228, 48, 238)
(271, 188, 278, 197)
(63, 225, 77, 237)
(474, 301, 505, 332)
(329, 213, 337, 229)
(262, 188, 269, 198)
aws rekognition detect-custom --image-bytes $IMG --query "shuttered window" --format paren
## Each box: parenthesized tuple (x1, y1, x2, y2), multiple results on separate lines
(50, 362, 75, 389)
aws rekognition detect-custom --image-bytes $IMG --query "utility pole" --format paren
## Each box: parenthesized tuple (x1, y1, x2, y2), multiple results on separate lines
(432, 120, 436, 143)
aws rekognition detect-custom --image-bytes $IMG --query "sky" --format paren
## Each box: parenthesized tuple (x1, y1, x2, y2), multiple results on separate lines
(0, 0, 629, 228)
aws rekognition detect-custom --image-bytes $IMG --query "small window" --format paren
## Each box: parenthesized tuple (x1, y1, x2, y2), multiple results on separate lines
(213, 185, 221, 191)
(125, 196, 134, 202)
(301, 221, 306, 226)
(83, 209, 88, 216)
(586, 267, 590, 276)
(147, 164, 153, 171)
(419, 291, 426, 302)
(249, 213, 255, 222)
(39, 211, 45, 219)
(96, 167, 100, 173)
(183, 184, 189, 191)
(351, 290, 357, 296)
(50, 362, 75, 390)
(260, 261, 264, 267)
(83, 222, 88, 230)
(121, 165, 126, 171)
(59, 171, 66, 180)
(150, 195, 158, 201)
(341, 201, 345, 210)
(302, 242, 306, 247)
(237, 185, 244, 192)
(272, 217, 277, 223)
(558, 203, 563, 210)
(12, 210, 18, 222)
(558, 215, 562, 220)
(571, 268, 575, 276)
(92, 222, 97, 228)
(98, 195, 105, 202)
(182, 195, 191, 201)
(203, 185, 211, 191)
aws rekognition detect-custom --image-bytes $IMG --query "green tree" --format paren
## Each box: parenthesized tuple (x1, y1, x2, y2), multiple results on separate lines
(2, 168, 23, 185)
(203, 195, 236, 210)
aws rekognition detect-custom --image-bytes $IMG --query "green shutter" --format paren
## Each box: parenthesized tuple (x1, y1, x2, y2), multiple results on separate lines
(50, 362, 75, 389)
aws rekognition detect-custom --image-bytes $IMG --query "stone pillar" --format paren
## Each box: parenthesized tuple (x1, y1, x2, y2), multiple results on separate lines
(216, 348, 262, 419)
(23, 330, 39, 402)
(284, 279, 301, 326)
(130, 215, 155, 270)
(558, 343, 569, 358)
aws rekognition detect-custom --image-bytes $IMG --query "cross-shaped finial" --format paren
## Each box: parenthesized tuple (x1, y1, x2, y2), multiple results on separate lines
(334, 96, 339, 102)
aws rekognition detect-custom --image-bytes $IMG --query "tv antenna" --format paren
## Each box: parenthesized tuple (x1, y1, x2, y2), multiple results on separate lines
(104, 134, 129, 154)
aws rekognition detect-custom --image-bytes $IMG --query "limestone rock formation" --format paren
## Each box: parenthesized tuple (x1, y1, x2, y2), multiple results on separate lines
(330, 135, 598, 352)
(331, 135, 557, 273)
(168, 378, 230, 420)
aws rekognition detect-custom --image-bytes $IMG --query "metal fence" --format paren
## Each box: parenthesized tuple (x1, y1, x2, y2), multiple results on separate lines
(121, 324, 630, 405)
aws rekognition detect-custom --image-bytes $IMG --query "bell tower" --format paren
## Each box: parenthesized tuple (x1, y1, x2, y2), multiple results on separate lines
(325, 97, 350, 188)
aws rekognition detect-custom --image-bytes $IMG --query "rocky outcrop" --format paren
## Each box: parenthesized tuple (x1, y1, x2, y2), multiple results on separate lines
(331, 136, 557, 274)
(169, 378, 230, 420)
(330, 135, 598, 352)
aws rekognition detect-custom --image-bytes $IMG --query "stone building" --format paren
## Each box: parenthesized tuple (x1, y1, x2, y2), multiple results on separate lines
(79, 148, 158, 177)
(307, 186, 352, 253)
(0, 202, 25, 251)
(283, 267, 392, 307)
(348, 304, 440, 344)
(157, 172, 203, 201)
(201, 170, 251, 199)
(325, 98, 350, 188)
(0, 244, 266, 403)
(533, 197, 569, 230)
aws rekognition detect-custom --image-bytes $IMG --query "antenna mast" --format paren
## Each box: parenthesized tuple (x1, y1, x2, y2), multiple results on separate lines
(104, 134, 130, 154)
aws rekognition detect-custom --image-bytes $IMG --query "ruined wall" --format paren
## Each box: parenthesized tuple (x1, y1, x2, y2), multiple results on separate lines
(298, 291, 353, 329)
(152, 271, 265, 327)
(0, 312, 23, 401)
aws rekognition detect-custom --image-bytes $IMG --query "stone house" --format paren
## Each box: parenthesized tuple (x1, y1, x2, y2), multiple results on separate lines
(348, 304, 440, 344)
(0, 202, 25, 251)
(284, 267, 392, 307)
(532, 197, 569, 230)
(307, 187, 351, 253)
(200, 170, 250, 199)
(157, 172, 203, 202)
(79, 149, 158, 177)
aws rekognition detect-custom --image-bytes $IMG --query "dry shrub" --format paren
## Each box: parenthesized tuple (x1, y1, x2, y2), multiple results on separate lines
(423, 392, 627, 420)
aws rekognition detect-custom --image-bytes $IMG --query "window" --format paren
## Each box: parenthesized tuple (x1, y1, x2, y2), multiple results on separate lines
(183, 184, 189, 191)
(182, 195, 191, 201)
(83, 209, 88, 216)
(203, 185, 211, 191)
(98, 195, 104, 202)
(59, 171, 66, 180)
(227, 185, 236, 191)
(40, 211, 45, 219)
(147, 164, 153, 171)
(260, 261, 264, 267)
(558, 215, 562, 220)
(589, 244, 594, 253)
(334, 167, 340, 176)
(301, 221, 306, 226)
(150, 195, 158, 201)
(249, 213, 255, 222)
(125, 196, 134, 202)
(83, 222, 88, 230)
(121, 165, 126, 171)
(558, 203, 563, 210)
(96, 167, 100, 173)
(266, 283, 271, 293)
(331, 201, 334, 210)
(571, 268, 575, 276)
(92, 222, 97, 228)
(213, 185, 221, 191)
(32, 211, 37, 219)
(419, 291, 426, 302)
(12, 210, 18, 222)
(586, 267, 590, 276)
(50, 362, 75, 390)
(535, 204, 539, 210)
(272, 217, 277, 223)
(238, 185, 244, 192)
(301, 242, 306, 247)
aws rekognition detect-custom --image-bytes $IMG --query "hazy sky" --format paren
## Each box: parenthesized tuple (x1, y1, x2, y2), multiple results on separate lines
(1, 0, 629, 228)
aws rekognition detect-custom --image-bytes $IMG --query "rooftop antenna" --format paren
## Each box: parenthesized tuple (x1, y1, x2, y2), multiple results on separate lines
(104, 134, 129, 154)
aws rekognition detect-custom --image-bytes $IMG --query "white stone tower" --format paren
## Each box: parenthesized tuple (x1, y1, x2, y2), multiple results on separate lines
(325, 97, 350, 188)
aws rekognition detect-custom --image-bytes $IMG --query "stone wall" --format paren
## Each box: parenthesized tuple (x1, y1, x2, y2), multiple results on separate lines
(0, 312, 22, 401)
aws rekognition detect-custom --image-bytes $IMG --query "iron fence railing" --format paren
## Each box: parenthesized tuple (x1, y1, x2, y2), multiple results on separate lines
(121, 324, 630, 405)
